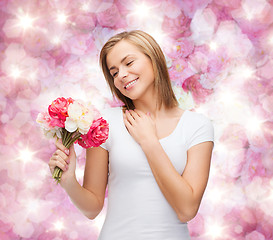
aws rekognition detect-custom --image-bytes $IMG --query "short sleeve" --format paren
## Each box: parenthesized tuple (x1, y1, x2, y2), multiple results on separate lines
(100, 140, 108, 150)
(187, 114, 214, 150)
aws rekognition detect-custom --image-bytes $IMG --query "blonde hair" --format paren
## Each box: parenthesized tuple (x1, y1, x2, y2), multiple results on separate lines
(99, 30, 178, 110)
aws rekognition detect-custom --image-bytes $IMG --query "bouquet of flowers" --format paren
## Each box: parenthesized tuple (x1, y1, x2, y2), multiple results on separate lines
(36, 97, 109, 183)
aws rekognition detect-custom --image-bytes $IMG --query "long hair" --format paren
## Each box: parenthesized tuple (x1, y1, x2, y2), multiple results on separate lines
(99, 30, 178, 110)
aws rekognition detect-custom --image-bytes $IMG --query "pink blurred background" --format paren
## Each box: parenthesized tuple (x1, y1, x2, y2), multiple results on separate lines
(0, 0, 273, 239)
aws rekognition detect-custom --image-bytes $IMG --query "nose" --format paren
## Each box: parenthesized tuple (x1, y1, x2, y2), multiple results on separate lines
(118, 66, 128, 82)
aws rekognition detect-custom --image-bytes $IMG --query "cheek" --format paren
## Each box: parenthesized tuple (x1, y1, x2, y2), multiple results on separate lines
(142, 60, 154, 78)
(145, 65, 155, 80)
(113, 79, 122, 90)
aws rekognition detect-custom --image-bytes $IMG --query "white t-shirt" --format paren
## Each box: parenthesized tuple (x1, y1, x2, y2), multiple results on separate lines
(98, 107, 214, 240)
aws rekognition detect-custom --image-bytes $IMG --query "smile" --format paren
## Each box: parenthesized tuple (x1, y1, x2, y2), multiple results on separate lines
(124, 78, 138, 89)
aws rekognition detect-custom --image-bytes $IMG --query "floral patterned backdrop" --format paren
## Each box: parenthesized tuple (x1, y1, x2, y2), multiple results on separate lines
(0, 0, 273, 239)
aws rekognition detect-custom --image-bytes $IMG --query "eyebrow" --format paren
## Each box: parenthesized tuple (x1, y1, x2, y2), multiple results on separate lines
(109, 54, 134, 71)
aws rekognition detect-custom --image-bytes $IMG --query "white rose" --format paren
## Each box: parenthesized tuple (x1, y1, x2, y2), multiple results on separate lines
(78, 112, 94, 134)
(55, 128, 62, 138)
(65, 117, 78, 132)
(43, 127, 62, 139)
(78, 120, 91, 134)
(43, 129, 55, 139)
(68, 101, 84, 120)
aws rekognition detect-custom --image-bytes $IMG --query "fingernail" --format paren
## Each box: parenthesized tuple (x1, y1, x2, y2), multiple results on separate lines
(125, 110, 129, 113)
(65, 149, 69, 155)
(147, 112, 150, 116)
(66, 165, 69, 171)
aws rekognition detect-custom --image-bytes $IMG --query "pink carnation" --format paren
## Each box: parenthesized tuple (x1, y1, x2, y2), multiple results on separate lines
(78, 117, 109, 148)
(169, 38, 195, 58)
(169, 58, 195, 84)
(162, 12, 190, 39)
(48, 97, 74, 127)
(97, 4, 123, 28)
(182, 74, 213, 104)
(36, 112, 53, 129)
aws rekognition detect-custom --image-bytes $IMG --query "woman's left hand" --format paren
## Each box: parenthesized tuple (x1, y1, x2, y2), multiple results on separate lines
(123, 109, 158, 146)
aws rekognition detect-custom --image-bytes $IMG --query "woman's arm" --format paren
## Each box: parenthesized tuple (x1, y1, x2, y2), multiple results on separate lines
(140, 140, 213, 223)
(49, 141, 109, 219)
(123, 109, 213, 222)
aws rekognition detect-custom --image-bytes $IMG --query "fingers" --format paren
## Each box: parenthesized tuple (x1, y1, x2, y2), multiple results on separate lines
(53, 149, 70, 163)
(55, 139, 70, 155)
(49, 148, 70, 174)
(124, 110, 135, 125)
(49, 154, 68, 173)
(133, 109, 146, 118)
(123, 117, 133, 132)
(123, 109, 151, 126)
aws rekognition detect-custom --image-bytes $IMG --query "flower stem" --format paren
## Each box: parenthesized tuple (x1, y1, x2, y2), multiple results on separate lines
(67, 132, 81, 147)
(52, 129, 81, 184)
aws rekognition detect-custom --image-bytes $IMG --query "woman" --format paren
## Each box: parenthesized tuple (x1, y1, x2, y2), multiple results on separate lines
(49, 30, 214, 239)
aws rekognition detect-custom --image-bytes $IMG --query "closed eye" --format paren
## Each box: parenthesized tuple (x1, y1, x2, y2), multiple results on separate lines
(126, 61, 133, 66)
(112, 72, 118, 78)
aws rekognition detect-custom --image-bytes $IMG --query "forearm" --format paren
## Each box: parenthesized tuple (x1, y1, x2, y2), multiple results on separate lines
(140, 140, 198, 222)
(61, 177, 102, 219)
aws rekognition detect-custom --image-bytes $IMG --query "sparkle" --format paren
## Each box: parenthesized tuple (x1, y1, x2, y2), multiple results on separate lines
(219, 91, 237, 106)
(57, 12, 68, 24)
(246, 117, 262, 133)
(214, 142, 228, 153)
(206, 222, 226, 239)
(10, 66, 22, 79)
(209, 41, 218, 51)
(133, 3, 151, 19)
(233, 65, 255, 80)
(241, 66, 254, 79)
(81, 3, 90, 11)
(51, 36, 61, 45)
(54, 220, 65, 231)
(19, 148, 35, 163)
(17, 13, 35, 30)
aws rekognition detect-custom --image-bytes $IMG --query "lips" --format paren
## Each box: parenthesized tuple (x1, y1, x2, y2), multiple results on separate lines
(124, 78, 138, 89)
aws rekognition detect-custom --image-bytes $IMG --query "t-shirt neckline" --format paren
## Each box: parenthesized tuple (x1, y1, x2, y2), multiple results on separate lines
(119, 107, 189, 142)
(159, 109, 188, 142)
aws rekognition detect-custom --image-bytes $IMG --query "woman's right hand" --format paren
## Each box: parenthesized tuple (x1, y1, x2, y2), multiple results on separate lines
(49, 139, 77, 188)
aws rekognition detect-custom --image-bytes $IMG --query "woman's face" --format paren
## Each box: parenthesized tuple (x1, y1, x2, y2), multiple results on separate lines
(106, 40, 155, 101)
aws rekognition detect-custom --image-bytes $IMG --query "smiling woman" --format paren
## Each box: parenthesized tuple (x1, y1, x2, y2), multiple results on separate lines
(49, 30, 214, 240)
(99, 30, 178, 110)
(96, 30, 213, 239)
(106, 40, 155, 102)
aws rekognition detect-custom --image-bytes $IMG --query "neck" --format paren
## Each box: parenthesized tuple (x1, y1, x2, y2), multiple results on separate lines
(132, 85, 161, 117)
(133, 96, 173, 120)
(131, 85, 177, 119)
(134, 99, 159, 115)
